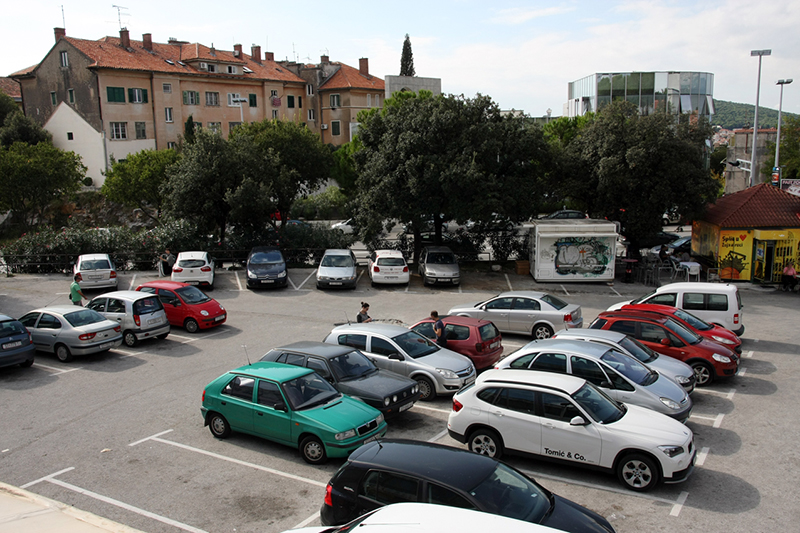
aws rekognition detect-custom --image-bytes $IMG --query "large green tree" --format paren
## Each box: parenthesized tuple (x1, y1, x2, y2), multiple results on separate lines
(761, 115, 800, 183)
(0, 112, 52, 147)
(400, 34, 415, 76)
(102, 148, 181, 224)
(0, 90, 19, 127)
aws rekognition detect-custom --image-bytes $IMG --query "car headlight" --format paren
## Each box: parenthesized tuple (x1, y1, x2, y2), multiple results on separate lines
(712, 353, 732, 363)
(436, 368, 457, 379)
(375, 413, 384, 425)
(660, 397, 681, 410)
(674, 375, 691, 384)
(384, 397, 390, 406)
(318, 275, 329, 281)
(200, 310, 209, 316)
(247, 271, 257, 279)
(412, 384, 419, 394)
(335, 429, 357, 441)
(659, 445, 685, 458)
(712, 335, 735, 345)
(277, 271, 287, 278)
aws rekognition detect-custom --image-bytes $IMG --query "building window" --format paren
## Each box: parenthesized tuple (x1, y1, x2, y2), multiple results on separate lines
(163, 83, 172, 93)
(367, 94, 371, 107)
(183, 91, 200, 105)
(207, 63, 217, 73)
(165, 107, 173, 123)
(227, 93, 242, 106)
(167, 142, 177, 149)
(272, 110, 278, 119)
(306, 84, 314, 96)
(287, 95, 295, 108)
(135, 122, 146, 139)
(50, 92, 57, 105)
(67, 132, 74, 140)
(59, 51, 69, 67)
(205, 92, 220, 106)
(208, 122, 221, 133)
(298, 96, 302, 108)
(375, 94, 380, 107)
(249, 94, 257, 107)
(271, 90, 278, 97)
(107, 87, 125, 103)
(330, 94, 341, 108)
(227, 65, 237, 74)
(308, 109, 315, 121)
(68, 89, 74, 104)
(331, 120, 341, 136)
(229, 122, 241, 131)
(110, 122, 127, 140)
(128, 88, 148, 104)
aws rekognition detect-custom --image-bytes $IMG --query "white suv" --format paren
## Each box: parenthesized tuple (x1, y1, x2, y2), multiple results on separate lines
(447, 369, 695, 492)
(368, 250, 410, 286)
(171, 251, 215, 289)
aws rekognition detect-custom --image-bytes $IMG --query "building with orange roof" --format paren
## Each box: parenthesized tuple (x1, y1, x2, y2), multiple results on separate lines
(0, 77, 23, 109)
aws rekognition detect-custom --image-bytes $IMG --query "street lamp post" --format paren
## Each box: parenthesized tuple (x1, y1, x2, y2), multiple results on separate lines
(750, 49, 771, 187)
(775, 79, 793, 187)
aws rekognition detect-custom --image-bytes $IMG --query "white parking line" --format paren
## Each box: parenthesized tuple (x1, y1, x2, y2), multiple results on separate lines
(744, 350, 753, 358)
(33, 363, 82, 375)
(128, 429, 173, 447)
(504, 274, 513, 291)
(293, 512, 320, 530)
(297, 272, 316, 291)
(695, 446, 711, 467)
(669, 491, 690, 517)
(609, 285, 622, 297)
(689, 413, 724, 428)
(560, 285, 570, 296)
(412, 404, 451, 414)
(168, 333, 193, 342)
(427, 429, 449, 443)
(21, 467, 76, 489)
(235, 271, 243, 291)
(738, 368, 747, 377)
(128, 274, 137, 290)
(698, 388, 736, 400)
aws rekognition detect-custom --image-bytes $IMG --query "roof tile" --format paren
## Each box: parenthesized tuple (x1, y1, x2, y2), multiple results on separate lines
(321, 62, 385, 91)
(704, 183, 800, 227)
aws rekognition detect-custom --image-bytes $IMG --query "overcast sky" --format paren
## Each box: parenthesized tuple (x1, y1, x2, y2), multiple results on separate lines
(3, 0, 798, 116)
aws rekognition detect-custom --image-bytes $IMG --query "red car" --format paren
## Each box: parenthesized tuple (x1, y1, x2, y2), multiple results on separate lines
(621, 303, 742, 353)
(410, 315, 503, 370)
(135, 281, 226, 333)
(590, 310, 738, 386)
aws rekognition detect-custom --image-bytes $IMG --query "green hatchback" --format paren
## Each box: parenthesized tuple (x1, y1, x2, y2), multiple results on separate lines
(201, 362, 387, 464)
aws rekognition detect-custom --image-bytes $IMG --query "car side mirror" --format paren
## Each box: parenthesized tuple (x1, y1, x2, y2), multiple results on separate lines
(570, 416, 588, 426)
(274, 401, 287, 412)
(388, 353, 403, 361)
(660, 338, 672, 347)
(600, 381, 612, 388)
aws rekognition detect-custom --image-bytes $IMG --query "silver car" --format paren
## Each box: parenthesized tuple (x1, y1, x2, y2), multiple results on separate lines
(73, 253, 118, 290)
(418, 246, 460, 286)
(17, 307, 122, 362)
(448, 291, 583, 339)
(316, 249, 358, 289)
(552, 328, 696, 394)
(87, 291, 170, 347)
(496, 338, 692, 421)
(323, 323, 476, 401)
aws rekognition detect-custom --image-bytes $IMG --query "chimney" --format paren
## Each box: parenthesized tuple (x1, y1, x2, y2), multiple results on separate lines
(120, 28, 130, 49)
(359, 58, 369, 76)
(321, 55, 329, 64)
(143, 33, 152, 51)
(54, 27, 66, 42)
(233, 44, 242, 57)
(265, 51, 274, 61)
(251, 45, 261, 63)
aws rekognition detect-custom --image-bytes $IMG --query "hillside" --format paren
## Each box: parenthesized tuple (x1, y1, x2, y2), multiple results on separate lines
(712, 99, 798, 130)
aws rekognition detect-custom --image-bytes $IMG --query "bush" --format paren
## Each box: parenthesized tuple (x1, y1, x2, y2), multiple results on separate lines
(290, 186, 348, 220)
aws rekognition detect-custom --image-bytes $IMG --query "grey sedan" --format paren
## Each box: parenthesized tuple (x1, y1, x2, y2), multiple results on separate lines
(448, 291, 583, 339)
(418, 246, 460, 286)
(17, 307, 123, 362)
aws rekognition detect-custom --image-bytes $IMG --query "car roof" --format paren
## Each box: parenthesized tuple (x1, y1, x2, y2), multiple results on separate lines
(422, 246, 454, 253)
(349, 439, 500, 490)
(0, 314, 16, 321)
(272, 341, 356, 358)
(478, 368, 586, 395)
(599, 310, 671, 324)
(25, 306, 92, 315)
(554, 328, 626, 343)
(414, 315, 491, 327)
(92, 290, 156, 301)
(493, 291, 547, 299)
(322, 249, 353, 256)
(228, 361, 313, 382)
(332, 323, 414, 337)
(653, 282, 737, 292)
(515, 338, 612, 359)
(137, 280, 192, 290)
(374, 250, 404, 257)
(176, 251, 208, 259)
(623, 303, 680, 316)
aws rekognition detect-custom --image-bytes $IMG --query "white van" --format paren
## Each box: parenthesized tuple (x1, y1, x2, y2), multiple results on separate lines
(608, 282, 744, 336)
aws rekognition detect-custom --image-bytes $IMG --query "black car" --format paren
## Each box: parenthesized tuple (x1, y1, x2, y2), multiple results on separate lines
(246, 246, 288, 289)
(260, 342, 420, 417)
(320, 439, 615, 533)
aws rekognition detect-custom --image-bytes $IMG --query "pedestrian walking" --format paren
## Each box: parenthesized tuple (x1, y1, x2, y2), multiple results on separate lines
(431, 310, 447, 347)
(356, 302, 372, 323)
(159, 248, 176, 277)
(70, 275, 86, 306)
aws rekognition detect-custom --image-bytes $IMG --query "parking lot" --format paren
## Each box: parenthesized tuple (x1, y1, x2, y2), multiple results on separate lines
(1, 267, 798, 533)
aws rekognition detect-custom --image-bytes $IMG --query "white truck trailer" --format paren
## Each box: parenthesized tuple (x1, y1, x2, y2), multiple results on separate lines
(528, 219, 619, 282)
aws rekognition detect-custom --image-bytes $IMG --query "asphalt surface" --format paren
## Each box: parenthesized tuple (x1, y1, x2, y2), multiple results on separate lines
(1, 264, 798, 533)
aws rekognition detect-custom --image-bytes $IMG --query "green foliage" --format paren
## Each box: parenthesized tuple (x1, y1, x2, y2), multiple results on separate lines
(184, 116, 196, 144)
(291, 186, 348, 220)
(0, 90, 19, 127)
(400, 34, 415, 77)
(542, 114, 594, 149)
(330, 143, 359, 197)
(761, 115, 800, 181)
(101, 149, 181, 224)
(712, 99, 798, 130)
(0, 112, 52, 147)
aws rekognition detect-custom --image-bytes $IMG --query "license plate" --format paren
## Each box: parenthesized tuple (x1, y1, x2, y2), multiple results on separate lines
(464, 376, 475, 387)
(215, 315, 225, 322)
(261, 280, 274, 284)
(330, 282, 342, 286)
(187, 281, 199, 285)
(399, 402, 414, 412)
(3, 340, 22, 349)
(98, 341, 113, 350)
(384, 276, 397, 279)
(88, 275, 102, 280)
(147, 317, 161, 325)
(490, 341, 499, 349)
(362, 434, 379, 444)
(437, 278, 450, 282)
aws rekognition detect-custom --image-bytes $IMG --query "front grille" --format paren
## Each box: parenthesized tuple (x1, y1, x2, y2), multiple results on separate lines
(357, 419, 378, 436)
(456, 367, 473, 378)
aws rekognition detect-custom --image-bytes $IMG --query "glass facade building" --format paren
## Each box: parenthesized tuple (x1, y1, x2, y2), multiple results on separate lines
(566, 71, 714, 118)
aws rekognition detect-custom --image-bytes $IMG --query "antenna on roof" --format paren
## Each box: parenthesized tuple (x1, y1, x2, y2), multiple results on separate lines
(242, 344, 252, 366)
(111, 5, 129, 30)
(61, 5, 65, 28)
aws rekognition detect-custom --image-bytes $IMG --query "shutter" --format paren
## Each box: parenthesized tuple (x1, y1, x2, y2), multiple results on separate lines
(143, 89, 148, 103)
(194, 91, 200, 104)
(298, 96, 302, 109)
(249, 94, 257, 107)
(128, 88, 134, 102)
(183, 91, 188, 105)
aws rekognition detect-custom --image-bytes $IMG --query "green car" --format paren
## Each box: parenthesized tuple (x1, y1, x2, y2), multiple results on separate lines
(201, 362, 387, 464)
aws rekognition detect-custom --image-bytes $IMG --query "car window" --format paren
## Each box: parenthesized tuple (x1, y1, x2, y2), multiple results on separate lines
(38, 314, 62, 330)
(159, 290, 180, 306)
(530, 352, 568, 373)
(541, 392, 582, 422)
(600, 349, 650, 385)
(138, 287, 157, 295)
(391, 331, 438, 358)
(250, 251, 284, 264)
(682, 293, 705, 310)
(445, 324, 470, 341)
(278, 353, 305, 366)
(322, 255, 354, 268)
(509, 352, 536, 369)
(495, 388, 536, 414)
(468, 463, 550, 523)
(476, 387, 501, 404)
(338, 334, 367, 351)
(222, 376, 255, 401)
(376, 257, 406, 266)
(427, 484, 475, 509)
(607, 320, 636, 337)
(571, 383, 625, 424)
(707, 294, 729, 311)
(428, 253, 456, 264)
(639, 323, 668, 343)
(512, 298, 540, 311)
(360, 471, 419, 505)
(256, 380, 284, 408)
(178, 259, 207, 268)
(0, 320, 26, 337)
(133, 297, 163, 315)
(81, 259, 112, 270)
(411, 322, 435, 339)
(673, 308, 712, 330)
(485, 297, 513, 310)
(281, 373, 339, 410)
(329, 351, 375, 380)
(86, 299, 106, 312)
(603, 366, 636, 391)
(370, 337, 399, 356)
(175, 285, 211, 304)
(478, 323, 499, 341)
(570, 356, 607, 386)
(106, 299, 126, 313)
(617, 336, 658, 364)
(589, 317, 607, 329)
(18, 313, 40, 328)
(539, 294, 568, 310)
(64, 309, 106, 327)
(646, 292, 677, 306)
(306, 357, 333, 380)
(663, 318, 699, 344)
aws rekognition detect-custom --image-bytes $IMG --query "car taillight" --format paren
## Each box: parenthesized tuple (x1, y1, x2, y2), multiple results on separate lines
(734, 314, 739, 324)
(172, 267, 183, 273)
(475, 342, 485, 353)
(202, 389, 205, 402)
(200, 266, 211, 272)
(564, 312, 573, 323)
(75, 273, 82, 282)
(114, 326, 121, 333)
(78, 332, 97, 341)
(373, 266, 380, 273)
(134, 314, 141, 326)
(324, 483, 333, 507)
(402, 266, 409, 272)
(452, 398, 463, 412)
(110, 271, 117, 279)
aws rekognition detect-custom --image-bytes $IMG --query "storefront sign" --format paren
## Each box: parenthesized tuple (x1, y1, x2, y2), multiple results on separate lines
(719, 230, 752, 280)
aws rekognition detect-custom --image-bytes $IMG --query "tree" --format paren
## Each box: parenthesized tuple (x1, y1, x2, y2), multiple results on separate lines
(761, 115, 800, 182)
(0, 90, 19, 127)
(400, 34, 415, 77)
(0, 112, 52, 147)
(184, 116, 196, 144)
(0, 142, 85, 229)
(330, 141, 359, 198)
(101, 148, 181, 224)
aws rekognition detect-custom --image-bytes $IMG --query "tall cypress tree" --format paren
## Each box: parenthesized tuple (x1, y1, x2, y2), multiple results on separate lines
(400, 34, 415, 76)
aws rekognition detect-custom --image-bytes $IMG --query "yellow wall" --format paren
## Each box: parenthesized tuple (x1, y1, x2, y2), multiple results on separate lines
(718, 229, 753, 280)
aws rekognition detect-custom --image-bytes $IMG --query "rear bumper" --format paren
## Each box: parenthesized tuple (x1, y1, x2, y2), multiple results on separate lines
(68, 336, 123, 355)
(134, 323, 170, 340)
(0, 344, 36, 368)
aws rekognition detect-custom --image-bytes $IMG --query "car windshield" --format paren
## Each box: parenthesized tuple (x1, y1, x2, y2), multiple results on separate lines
(617, 336, 658, 364)
(469, 462, 551, 522)
(377, 257, 405, 266)
(391, 331, 439, 358)
(630, 291, 657, 305)
(250, 251, 284, 264)
(329, 350, 377, 380)
(428, 252, 456, 264)
(672, 308, 712, 331)
(80, 259, 112, 270)
(178, 259, 206, 268)
(478, 322, 500, 341)
(133, 297, 163, 315)
(540, 294, 567, 310)
(281, 373, 340, 410)
(600, 349, 655, 386)
(321, 255, 354, 268)
(663, 318, 701, 344)
(0, 320, 26, 337)
(64, 309, 106, 327)
(175, 285, 211, 304)
(571, 383, 626, 424)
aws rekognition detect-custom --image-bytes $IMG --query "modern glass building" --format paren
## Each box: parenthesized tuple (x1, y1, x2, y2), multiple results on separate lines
(566, 71, 715, 118)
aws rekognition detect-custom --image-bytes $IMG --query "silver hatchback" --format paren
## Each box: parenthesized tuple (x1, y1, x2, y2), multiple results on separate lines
(87, 291, 170, 347)
(418, 246, 460, 286)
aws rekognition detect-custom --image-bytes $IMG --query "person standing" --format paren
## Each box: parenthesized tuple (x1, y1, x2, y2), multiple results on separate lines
(70, 275, 86, 306)
(356, 302, 372, 323)
(159, 248, 176, 277)
(431, 310, 447, 347)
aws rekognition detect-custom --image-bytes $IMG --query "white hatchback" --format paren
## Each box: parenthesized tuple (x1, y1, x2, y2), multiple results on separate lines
(171, 251, 215, 289)
(448, 369, 695, 492)
(368, 250, 410, 285)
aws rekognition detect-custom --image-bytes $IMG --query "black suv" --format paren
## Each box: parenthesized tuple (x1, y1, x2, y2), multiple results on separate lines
(320, 439, 615, 532)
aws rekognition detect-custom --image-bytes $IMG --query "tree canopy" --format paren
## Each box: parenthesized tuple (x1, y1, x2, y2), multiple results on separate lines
(761, 115, 800, 182)
(0, 112, 52, 147)
(0, 90, 19, 127)
(400, 34, 415, 77)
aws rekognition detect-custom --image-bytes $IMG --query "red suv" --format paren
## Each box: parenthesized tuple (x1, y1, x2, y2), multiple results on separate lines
(410, 315, 503, 370)
(621, 304, 742, 353)
(591, 310, 738, 386)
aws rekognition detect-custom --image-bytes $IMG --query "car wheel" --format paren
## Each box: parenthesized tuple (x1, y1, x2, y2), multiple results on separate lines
(617, 453, 660, 492)
(55, 344, 73, 363)
(415, 376, 436, 401)
(300, 436, 328, 465)
(691, 361, 715, 386)
(19, 358, 34, 368)
(468, 428, 504, 459)
(532, 323, 554, 339)
(157, 333, 169, 340)
(208, 412, 231, 438)
(123, 330, 138, 347)
(184, 318, 199, 333)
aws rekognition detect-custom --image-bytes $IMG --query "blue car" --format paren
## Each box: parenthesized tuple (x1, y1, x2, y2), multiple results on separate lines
(0, 314, 35, 369)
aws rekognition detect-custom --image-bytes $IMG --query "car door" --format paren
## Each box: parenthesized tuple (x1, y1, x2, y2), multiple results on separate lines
(356, 470, 420, 518)
(158, 289, 185, 327)
(479, 297, 514, 332)
(538, 391, 602, 466)
(218, 375, 255, 433)
(507, 297, 541, 334)
(34, 313, 63, 352)
(635, 322, 692, 361)
(18, 312, 45, 350)
(102, 298, 128, 328)
(488, 387, 542, 455)
(252, 379, 292, 444)
(367, 337, 408, 377)
(418, 249, 427, 276)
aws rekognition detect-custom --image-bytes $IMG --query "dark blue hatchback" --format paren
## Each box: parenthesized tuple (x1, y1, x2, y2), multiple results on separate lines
(0, 314, 35, 369)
